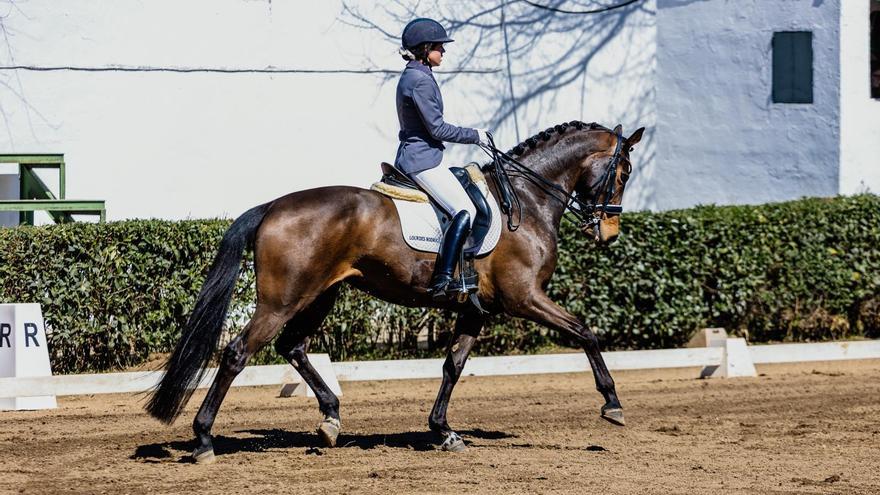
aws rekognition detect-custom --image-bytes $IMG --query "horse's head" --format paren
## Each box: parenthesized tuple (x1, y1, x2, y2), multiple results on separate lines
(576, 125, 644, 245)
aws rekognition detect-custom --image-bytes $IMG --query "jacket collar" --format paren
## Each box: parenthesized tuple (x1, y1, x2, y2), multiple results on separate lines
(406, 60, 434, 76)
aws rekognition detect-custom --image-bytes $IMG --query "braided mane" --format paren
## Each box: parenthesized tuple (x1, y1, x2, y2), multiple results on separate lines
(506, 121, 611, 157)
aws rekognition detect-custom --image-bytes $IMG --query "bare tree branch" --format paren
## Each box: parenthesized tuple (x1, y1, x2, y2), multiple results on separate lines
(522, 0, 642, 15)
(339, 0, 647, 134)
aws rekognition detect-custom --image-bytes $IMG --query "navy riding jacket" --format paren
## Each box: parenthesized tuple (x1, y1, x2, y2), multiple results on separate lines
(394, 60, 479, 174)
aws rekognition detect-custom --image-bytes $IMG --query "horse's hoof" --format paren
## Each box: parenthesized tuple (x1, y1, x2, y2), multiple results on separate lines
(317, 417, 341, 447)
(601, 407, 626, 426)
(192, 446, 216, 464)
(440, 432, 466, 452)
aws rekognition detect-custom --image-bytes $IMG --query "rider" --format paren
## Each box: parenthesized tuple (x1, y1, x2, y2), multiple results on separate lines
(394, 18, 490, 301)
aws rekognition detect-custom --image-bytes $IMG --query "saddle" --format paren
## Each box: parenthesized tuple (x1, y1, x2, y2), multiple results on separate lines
(371, 162, 498, 256)
(371, 162, 502, 306)
(371, 164, 429, 203)
(377, 163, 492, 253)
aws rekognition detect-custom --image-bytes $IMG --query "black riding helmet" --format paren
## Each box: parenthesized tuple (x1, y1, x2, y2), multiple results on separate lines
(401, 18, 454, 49)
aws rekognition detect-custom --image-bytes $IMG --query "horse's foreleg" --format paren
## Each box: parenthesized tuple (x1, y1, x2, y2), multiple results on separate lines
(514, 293, 624, 426)
(191, 307, 287, 463)
(428, 312, 484, 452)
(274, 286, 342, 447)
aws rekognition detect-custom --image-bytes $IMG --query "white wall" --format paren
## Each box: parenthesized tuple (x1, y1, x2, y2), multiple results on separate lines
(3, 1, 866, 220)
(0, 0, 656, 221)
(0, 1, 400, 221)
(653, 0, 841, 211)
(840, 0, 880, 195)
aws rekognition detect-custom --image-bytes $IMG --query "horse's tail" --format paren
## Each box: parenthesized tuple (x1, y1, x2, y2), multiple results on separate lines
(145, 202, 272, 424)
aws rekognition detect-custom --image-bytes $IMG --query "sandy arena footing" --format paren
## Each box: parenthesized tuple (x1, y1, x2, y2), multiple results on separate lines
(1, 359, 878, 494)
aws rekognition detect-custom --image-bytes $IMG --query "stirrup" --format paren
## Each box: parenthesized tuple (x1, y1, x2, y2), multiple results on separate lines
(448, 254, 485, 313)
(428, 275, 456, 301)
(446, 274, 478, 301)
(428, 272, 476, 303)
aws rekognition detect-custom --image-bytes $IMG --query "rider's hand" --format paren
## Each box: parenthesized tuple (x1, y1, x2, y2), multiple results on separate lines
(476, 128, 491, 145)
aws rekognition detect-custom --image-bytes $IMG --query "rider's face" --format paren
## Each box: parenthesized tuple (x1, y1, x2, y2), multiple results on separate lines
(427, 43, 445, 67)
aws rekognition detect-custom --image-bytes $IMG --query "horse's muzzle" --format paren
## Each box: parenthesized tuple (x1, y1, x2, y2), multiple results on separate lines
(597, 215, 620, 244)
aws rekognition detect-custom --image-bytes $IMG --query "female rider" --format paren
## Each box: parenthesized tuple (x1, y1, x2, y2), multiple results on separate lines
(394, 18, 490, 301)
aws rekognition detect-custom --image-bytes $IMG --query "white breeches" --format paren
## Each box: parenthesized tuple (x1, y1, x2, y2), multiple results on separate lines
(410, 165, 476, 227)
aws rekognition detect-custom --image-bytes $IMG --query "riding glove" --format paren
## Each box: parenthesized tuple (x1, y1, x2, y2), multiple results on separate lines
(476, 129, 491, 145)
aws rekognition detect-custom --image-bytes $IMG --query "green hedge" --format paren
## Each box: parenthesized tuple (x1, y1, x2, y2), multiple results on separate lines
(1, 195, 878, 374)
(552, 194, 880, 349)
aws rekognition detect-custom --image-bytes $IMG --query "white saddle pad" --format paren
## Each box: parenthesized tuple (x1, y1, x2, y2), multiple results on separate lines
(391, 181, 503, 256)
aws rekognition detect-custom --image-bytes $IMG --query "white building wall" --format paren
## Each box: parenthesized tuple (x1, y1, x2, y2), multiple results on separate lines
(2, 1, 868, 220)
(0, 1, 400, 221)
(0, 0, 655, 221)
(840, 0, 880, 195)
(653, 0, 841, 211)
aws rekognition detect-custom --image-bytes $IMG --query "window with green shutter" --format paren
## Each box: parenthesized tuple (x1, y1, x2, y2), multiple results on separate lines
(772, 31, 813, 104)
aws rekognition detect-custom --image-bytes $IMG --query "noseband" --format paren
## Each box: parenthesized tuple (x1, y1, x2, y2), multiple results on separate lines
(481, 130, 627, 235)
(579, 132, 629, 234)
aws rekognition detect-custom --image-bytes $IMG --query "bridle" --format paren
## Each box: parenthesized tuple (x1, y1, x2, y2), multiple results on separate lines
(480, 129, 629, 238)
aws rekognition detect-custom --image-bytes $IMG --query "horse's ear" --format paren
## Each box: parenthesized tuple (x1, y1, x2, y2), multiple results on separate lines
(613, 124, 623, 136)
(626, 127, 645, 147)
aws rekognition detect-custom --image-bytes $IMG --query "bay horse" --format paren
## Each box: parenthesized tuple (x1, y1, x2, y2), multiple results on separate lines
(146, 120, 645, 463)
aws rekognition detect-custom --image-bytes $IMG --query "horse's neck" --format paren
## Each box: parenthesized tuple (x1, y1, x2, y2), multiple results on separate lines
(509, 150, 584, 234)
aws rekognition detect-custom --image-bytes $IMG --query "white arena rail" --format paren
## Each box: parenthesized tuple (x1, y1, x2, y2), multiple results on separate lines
(333, 346, 726, 382)
(748, 340, 880, 364)
(0, 340, 878, 400)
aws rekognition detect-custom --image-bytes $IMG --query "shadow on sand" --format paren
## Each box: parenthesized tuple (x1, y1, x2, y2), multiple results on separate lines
(131, 428, 517, 462)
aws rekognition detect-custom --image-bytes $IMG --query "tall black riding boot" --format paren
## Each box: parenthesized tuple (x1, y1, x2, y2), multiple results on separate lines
(428, 211, 471, 301)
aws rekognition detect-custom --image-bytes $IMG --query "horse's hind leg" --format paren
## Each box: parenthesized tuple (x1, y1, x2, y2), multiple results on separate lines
(191, 305, 288, 463)
(274, 285, 343, 447)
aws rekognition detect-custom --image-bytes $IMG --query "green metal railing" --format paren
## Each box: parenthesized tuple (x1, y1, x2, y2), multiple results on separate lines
(0, 154, 105, 225)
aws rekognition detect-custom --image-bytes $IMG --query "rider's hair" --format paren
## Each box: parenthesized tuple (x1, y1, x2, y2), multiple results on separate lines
(399, 42, 432, 64)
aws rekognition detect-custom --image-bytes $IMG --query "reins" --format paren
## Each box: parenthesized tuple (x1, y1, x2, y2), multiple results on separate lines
(479, 130, 626, 234)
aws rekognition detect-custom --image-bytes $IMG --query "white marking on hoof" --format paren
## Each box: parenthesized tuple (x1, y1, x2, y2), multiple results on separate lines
(440, 432, 466, 452)
(601, 407, 626, 426)
(317, 417, 341, 447)
(192, 448, 216, 464)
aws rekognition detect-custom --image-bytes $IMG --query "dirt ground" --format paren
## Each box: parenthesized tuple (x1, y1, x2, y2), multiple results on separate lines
(1, 359, 879, 495)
